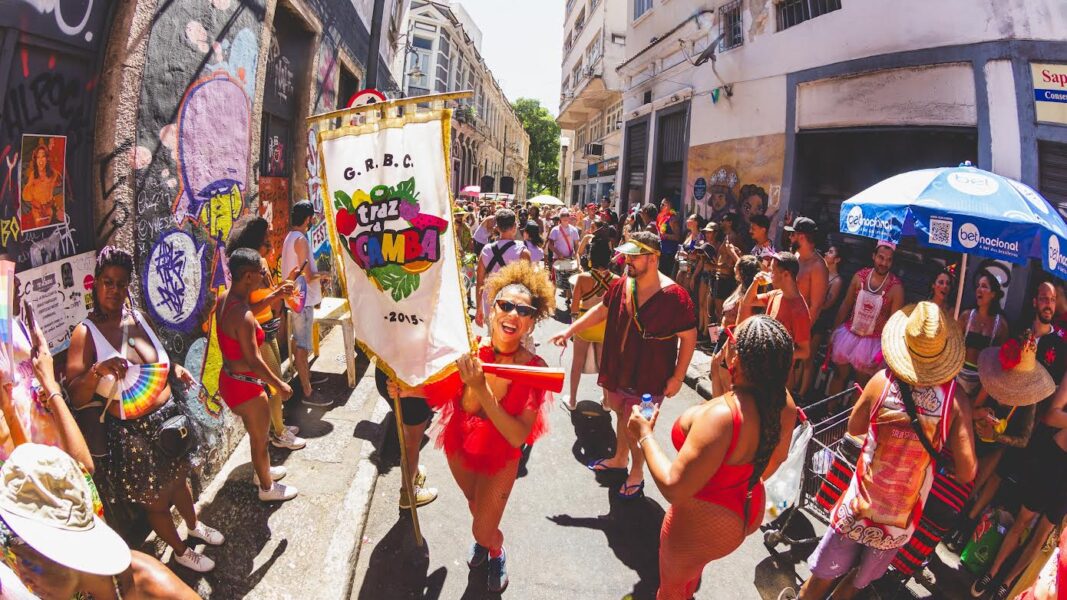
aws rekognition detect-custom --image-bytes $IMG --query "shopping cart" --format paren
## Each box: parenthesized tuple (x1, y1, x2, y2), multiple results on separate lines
(761, 385, 863, 567)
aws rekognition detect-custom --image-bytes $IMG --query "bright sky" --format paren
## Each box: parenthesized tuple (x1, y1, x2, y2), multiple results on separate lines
(454, 0, 564, 115)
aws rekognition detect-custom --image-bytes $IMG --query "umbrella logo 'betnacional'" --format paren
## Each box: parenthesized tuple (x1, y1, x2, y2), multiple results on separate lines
(958, 223, 980, 249)
(1050, 236, 1062, 272)
(846, 205, 864, 234)
(948, 172, 999, 196)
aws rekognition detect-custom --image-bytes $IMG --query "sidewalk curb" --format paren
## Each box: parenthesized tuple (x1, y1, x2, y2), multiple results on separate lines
(684, 364, 713, 400)
(326, 396, 391, 600)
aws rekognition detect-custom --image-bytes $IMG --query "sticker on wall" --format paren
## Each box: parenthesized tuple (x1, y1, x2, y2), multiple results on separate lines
(19, 135, 66, 233)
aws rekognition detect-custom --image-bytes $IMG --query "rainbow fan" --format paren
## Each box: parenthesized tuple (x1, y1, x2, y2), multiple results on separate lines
(119, 362, 170, 420)
(285, 276, 308, 312)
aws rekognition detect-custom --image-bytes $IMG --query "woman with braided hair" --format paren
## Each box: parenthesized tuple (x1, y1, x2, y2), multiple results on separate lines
(628, 315, 799, 599)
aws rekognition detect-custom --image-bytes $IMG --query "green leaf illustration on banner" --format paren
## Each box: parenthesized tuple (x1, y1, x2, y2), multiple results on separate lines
(333, 175, 446, 302)
(394, 177, 420, 204)
(370, 263, 420, 301)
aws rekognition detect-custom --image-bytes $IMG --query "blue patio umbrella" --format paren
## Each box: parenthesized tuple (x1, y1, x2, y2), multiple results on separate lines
(838, 162, 1067, 315)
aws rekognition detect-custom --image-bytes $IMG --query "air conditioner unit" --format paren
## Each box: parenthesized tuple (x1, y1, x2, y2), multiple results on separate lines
(586, 143, 604, 156)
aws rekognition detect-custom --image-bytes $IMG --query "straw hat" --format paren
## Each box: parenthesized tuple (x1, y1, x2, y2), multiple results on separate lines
(880, 301, 965, 386)
(978, 335, 1056, 406)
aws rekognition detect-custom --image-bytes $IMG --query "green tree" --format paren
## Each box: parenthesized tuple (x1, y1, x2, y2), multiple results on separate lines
(512, 98, 560, 196)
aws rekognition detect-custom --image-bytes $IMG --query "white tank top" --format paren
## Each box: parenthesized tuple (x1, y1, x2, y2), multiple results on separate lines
(281, 230, 322, 307)
(81, 311, 169, 398)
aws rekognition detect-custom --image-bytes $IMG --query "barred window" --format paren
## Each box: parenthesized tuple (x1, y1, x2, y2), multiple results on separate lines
(719, 0, 743, 51)
(776, 0, 842, 31)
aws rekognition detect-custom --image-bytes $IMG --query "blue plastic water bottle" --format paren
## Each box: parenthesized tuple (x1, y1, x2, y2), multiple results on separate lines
(639, 393, 655, 420)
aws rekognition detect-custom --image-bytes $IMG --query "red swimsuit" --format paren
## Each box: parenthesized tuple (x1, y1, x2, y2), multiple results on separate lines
(216, 298, 268, 409)
(670, 395, 764, 530)
(424, 343, 551, 475)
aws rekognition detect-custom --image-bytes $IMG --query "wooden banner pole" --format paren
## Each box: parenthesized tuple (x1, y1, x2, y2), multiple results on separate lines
(390, 386, 424, 547)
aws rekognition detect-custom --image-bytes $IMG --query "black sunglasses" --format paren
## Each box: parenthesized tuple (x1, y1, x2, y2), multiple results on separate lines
(495, 299, 537, 318)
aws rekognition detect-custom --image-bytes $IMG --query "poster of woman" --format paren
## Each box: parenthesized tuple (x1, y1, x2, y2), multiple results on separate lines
(19, 134, 66, 232)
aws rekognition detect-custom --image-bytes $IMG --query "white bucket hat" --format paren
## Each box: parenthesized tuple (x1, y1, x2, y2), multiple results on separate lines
(0, 444, 131, 576)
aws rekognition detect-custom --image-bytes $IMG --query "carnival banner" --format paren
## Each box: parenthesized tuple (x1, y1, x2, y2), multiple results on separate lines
(318, 111, 469, 386)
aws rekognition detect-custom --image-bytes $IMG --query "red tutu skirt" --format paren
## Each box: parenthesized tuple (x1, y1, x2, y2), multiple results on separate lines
(423, 345, 552, 475)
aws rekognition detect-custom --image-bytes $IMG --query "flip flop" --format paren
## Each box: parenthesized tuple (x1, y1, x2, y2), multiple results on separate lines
(586, 458, 624, 472)
(617, 481, 645, 499)
(559, 397, 577, 412)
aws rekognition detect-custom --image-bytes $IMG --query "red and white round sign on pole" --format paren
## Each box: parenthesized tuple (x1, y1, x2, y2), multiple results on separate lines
(346, 88, 388, 108)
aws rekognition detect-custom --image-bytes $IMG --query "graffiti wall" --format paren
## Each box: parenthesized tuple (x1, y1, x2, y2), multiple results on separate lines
(130, 1, 268, 458)
(685, 133, 786, 243)
(0, 1, 111, 270)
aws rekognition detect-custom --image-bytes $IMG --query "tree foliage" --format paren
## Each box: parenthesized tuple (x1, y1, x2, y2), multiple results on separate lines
(512, 98, 560, 196)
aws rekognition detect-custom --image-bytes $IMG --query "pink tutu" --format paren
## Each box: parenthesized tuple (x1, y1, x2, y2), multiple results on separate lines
(829, 325, 884, 374)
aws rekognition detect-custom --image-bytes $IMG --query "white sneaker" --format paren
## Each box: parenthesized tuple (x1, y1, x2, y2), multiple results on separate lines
(187, 522, 225, 545)
(252, 465, 287, 487)
(174, 547, 215, 572)
(258, 481, 298, 502)
(271, 429, 307, 450)
(414, 464, 427, 487)
(399, 485, 438, 509)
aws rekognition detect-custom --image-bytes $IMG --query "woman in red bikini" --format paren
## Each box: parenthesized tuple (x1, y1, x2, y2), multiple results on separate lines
(397, 261, 556, 593)
(628, 315, 798, 600)
(215, 248, 296, 502)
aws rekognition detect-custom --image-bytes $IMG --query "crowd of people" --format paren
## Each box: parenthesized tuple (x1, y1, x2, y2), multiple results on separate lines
(2, 191, 1067, 600)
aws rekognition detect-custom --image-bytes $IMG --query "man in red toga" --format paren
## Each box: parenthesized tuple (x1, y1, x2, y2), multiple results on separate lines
(550, 231, 698, 498)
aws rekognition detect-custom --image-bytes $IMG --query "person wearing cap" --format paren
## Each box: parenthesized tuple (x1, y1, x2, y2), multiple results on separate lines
(699, 222, 740, 332)
(786, 217, 828, 400)
(826, 241, 904, 397)
(739, 252, 812, 367)
(0, 443, 198, 599)
(748, 215, 775, 268)
(786, 302, 976, 600)
(545, 209, 581, 297)
(550, 231, 697, 498)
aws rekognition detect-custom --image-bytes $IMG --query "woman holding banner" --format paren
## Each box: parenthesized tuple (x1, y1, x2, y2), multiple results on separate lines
(399, 261, 556, 593)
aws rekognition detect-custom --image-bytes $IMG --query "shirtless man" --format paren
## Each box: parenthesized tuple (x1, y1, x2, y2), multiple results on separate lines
(786, 217, 828, 398)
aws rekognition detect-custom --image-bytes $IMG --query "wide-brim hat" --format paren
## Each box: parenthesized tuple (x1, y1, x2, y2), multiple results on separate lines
(977, 344, 1056, 406)
(881, 301, 965, 386)
(0, 444, 131, 576)
(702, 222, 719, 232)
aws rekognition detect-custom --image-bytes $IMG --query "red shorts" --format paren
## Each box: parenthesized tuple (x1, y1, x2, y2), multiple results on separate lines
(219, 370, 267, 409)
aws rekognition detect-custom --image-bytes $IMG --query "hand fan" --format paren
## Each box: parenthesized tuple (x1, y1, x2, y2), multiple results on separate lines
(118, 362, 170, 420)
(286, 276, 308, 312)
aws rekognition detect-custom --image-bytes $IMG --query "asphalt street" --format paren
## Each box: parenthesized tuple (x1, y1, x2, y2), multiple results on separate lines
(350, 300, 815, 600)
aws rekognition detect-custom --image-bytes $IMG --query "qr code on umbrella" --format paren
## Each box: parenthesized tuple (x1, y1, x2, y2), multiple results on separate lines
(929, 217, 953, 247)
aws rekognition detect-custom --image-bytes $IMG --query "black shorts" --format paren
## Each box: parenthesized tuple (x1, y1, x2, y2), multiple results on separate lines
(374, 366, 433, 426)
(1017, 425, 1067, 522)
(712, 277, 735, 300)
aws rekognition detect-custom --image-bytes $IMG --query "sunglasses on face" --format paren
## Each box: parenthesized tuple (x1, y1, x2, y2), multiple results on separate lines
(495, 299, 537, 318)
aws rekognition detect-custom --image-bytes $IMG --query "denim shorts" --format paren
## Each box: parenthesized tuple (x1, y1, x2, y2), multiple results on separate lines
(291, 305, 314, 351)
(808, 529, 898, 589)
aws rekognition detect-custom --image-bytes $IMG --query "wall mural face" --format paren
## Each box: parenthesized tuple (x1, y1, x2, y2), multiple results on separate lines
(685, 133, 786, 245)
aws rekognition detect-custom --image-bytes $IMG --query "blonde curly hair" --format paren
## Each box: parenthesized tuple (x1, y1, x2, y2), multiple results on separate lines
(484, 260, 555, 323)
